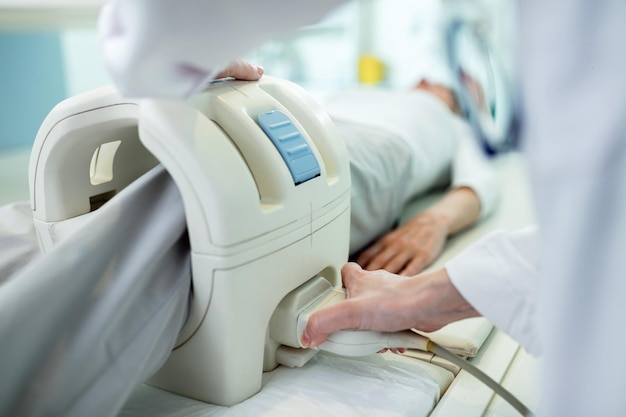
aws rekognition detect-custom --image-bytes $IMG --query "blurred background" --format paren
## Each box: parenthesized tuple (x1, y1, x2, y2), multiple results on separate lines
(0, 0, 517, 205)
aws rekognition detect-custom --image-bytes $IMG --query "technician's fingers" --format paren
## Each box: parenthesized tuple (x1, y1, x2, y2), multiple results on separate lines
(301, 263, 369, 347)
(341, 261, 365, 281)
(303, 263, 416, 347)
(215, 60, 264, 81)
(341, 262, 377, 298)
(301, 300, 360, 348)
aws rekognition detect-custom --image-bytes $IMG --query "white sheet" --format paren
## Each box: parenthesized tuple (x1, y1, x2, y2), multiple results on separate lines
(120, 353, 449, 417)
(0, 166, 190, 417)
(0, 201, 40, 285)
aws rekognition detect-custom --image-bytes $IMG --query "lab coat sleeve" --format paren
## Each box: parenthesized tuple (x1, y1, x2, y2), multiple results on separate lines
(445, 225, 542, 356)
(449, 118, 499, 219)
(98, 0, 347, 99)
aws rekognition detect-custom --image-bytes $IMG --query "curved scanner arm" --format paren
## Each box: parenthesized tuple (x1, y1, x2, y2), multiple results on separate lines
(29, 86, 159, 251)
(140, 77, 352, 406)
(138, 76, 352, 349)
(138, 76, 350, 254)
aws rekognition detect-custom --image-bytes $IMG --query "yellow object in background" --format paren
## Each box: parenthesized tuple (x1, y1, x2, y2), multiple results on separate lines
(358, 54, 386, 85)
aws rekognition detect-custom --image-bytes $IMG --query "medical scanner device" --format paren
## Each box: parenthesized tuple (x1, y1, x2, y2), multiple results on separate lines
(29, 75, 534, 416)
(30, 76, 352, 406)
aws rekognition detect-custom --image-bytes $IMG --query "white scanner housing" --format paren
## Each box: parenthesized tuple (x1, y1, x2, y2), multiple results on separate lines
(30, 76, 351, 406)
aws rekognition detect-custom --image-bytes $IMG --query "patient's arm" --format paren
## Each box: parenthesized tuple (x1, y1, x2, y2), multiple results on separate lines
(355, 81, 497, 276)
(356, 186, 481, 275)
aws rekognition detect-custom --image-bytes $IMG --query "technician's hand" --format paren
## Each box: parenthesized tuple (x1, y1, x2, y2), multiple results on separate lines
(214, 60, 264, 81)
(300, 263, 480, 348)
(357, 211, 449, 276)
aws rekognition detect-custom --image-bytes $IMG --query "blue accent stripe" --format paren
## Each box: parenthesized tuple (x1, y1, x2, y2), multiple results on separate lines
(257, 110, 321, 185)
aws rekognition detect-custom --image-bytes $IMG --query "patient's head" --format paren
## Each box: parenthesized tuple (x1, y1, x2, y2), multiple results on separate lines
(414, 79, 461, 115)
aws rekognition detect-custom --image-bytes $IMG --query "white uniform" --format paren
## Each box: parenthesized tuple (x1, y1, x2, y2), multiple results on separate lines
(95, 1, 626, 416)
(451, 2, 626, 417)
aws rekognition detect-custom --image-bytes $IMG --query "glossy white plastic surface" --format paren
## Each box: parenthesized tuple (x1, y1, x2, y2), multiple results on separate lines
(138, 76, 351, 406)
(29, 86, 159, 251)
(30, 77, 351, 407)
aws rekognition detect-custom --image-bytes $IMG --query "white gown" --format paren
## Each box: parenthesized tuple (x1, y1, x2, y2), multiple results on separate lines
(0, 166, 191, 417)
(325, 87, 497, 253)
(98, 1, 626, 416)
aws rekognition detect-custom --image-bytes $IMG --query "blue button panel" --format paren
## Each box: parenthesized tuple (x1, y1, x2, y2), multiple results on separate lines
(257, 110, 320, 185)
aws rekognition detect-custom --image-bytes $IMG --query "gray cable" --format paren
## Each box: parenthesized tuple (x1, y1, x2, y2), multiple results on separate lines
(427, 340, 535, 417)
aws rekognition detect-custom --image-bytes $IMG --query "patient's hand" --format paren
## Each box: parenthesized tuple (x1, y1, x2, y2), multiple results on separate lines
(214, 60, 264, 81)
(356, 211, 448, 276)
(356, 187, 482, 276)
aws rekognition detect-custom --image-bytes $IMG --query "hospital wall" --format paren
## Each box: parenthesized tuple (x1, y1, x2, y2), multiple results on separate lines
(0, 30, 110, 152)
(0, 32, 67, 150)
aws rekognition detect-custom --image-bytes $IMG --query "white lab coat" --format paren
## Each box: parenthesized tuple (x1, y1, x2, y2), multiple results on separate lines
(453, 2, 626, 416)
(99, 0, 347, 99)
(99, 1, 626, 416)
